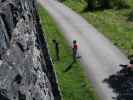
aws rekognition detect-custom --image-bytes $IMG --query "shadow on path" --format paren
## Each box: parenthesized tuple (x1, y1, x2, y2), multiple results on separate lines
(103, 67, 133, 100)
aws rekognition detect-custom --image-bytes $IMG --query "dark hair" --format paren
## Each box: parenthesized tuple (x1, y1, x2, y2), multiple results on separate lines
(52, 39, 56, 43)
(73, 40, 77, 44)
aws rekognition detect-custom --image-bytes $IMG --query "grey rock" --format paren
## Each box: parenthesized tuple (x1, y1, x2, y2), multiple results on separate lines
(0, 0, 61, 100)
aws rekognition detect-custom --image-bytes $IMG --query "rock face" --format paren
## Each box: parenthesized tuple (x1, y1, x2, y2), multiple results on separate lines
(0, 0, 61, 100)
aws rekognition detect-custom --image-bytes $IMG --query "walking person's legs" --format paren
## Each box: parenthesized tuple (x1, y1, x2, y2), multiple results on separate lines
(73, 48, 77, 62)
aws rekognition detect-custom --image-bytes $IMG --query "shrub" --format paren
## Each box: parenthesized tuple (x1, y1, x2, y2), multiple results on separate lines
(85, 0, 129, 11)
(85, 0, 97, 11)
(98, 0, 114, 9)
(115, 0, 129, 9)
(128, 10, 133, 21)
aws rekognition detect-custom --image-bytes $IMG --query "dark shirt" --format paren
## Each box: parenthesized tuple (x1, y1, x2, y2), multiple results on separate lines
(73, 44, 78, 49)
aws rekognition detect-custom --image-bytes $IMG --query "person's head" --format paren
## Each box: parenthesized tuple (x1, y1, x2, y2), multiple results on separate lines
(73, 40, 77, 44)
(52, 39, 56, 43)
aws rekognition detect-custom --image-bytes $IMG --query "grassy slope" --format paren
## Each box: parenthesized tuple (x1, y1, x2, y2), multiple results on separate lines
(38, 5, 98, 100)
(64, 0, 133, 56)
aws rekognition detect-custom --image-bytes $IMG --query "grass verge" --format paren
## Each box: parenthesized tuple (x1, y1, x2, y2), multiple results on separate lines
(63, 0, 133, 56)
(38, 5, 98, 100)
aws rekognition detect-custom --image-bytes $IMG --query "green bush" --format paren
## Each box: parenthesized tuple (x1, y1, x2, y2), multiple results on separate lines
(85, 0, 97, 11)
(98, 0, 114, 9)
(128, 10, 133, 21)
(115, 0, 129, 9)
(85, 0, 129, 11)
(98, 0, 129, 9)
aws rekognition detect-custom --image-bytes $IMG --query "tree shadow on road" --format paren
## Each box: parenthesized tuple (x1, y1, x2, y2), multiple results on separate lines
(103, 67, 133, 100)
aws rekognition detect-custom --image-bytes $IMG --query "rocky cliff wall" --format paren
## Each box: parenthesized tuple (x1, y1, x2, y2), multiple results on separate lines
(0, 0, 60, 100)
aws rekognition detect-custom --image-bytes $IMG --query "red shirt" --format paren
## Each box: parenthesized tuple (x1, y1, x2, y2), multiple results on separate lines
(73, 44, 78, 49)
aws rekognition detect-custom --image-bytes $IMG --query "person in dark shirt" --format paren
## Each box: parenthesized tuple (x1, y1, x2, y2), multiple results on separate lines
(52, 40, 60, 61)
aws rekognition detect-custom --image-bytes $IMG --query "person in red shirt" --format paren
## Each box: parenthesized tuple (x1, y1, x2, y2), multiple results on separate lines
(72, 40, 78, 62)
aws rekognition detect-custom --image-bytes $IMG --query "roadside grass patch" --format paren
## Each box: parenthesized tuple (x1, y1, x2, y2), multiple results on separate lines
(38, 5, 98, 100)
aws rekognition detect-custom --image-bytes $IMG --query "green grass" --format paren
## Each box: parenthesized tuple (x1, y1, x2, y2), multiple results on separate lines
(64, 0, 133, 56)
(38, 5, 98, 100)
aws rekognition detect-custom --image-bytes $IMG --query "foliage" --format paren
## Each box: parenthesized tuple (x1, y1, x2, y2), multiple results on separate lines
(128, 10, 133, 21)
(85, 0, 97, 11)
(85, 0, 129, 11)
